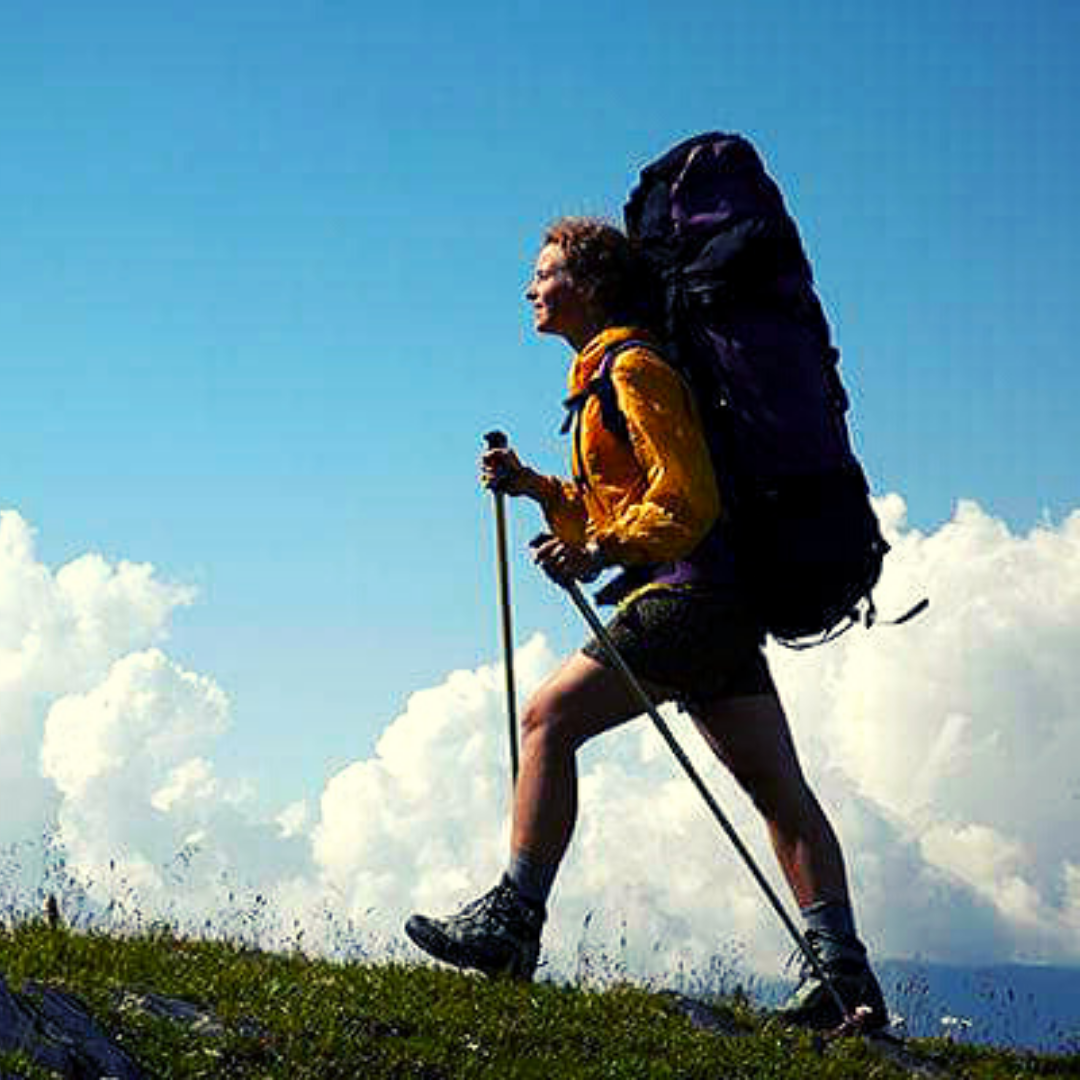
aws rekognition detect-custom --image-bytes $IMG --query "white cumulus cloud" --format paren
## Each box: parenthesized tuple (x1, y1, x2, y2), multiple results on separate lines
(2, 498, 1079, 983)
(0, 510, 194, 845)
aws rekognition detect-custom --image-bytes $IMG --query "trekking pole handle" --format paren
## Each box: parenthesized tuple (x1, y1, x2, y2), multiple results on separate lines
(484, 431, 515, 493)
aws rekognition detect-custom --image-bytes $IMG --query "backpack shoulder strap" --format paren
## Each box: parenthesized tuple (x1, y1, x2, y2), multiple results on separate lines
(559, 339, 652, 440)
(560, 339, 653, 486)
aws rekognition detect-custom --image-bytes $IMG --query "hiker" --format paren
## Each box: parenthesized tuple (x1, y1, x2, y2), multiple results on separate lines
(405, 216, 887, 1031)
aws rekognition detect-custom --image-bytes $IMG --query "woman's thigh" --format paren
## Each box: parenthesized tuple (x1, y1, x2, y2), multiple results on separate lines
(523, 650, 670, 750)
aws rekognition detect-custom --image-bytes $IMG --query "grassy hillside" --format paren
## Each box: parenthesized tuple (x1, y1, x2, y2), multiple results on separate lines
(1, 919, 1078, 1078)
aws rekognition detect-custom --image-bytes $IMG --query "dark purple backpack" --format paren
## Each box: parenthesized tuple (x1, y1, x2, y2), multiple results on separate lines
(623, 132, 895, 645)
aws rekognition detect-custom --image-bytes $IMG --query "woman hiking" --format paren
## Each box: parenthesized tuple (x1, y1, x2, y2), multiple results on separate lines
(404, 217, 887, 1032)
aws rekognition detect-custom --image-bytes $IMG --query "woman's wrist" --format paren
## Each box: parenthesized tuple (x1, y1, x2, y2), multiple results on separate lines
(581, 540, 608, 581)
(517, 467, 548, 501)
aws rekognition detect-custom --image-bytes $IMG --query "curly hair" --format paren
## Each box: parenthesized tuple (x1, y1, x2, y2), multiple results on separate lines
(542, 216, 660, 330)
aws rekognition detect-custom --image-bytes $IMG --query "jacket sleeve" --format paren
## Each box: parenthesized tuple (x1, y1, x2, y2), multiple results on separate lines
(591, 352, 721, 564)
(533, 474, 589, 546)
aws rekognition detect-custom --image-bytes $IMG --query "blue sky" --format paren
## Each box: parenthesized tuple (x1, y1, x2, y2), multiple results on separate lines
(2, 0, 1077, 809)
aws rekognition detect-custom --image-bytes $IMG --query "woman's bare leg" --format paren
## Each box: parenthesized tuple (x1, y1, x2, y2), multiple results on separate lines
(692, 691, 849, 908)
(510, 650, 666, 867)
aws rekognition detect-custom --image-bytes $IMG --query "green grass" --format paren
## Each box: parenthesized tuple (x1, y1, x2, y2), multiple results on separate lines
(2, 919, 1079, 1078)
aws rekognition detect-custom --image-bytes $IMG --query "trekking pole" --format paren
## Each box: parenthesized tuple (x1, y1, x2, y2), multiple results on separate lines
(484, 431, 520, 786)
(560, 578, 850, 1022)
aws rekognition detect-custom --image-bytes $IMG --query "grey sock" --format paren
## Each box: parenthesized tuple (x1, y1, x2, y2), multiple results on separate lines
(507, 850, 558, 910)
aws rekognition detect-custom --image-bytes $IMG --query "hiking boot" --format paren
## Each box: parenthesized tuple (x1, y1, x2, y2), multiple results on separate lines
(775, 930, 889, 1032)
(404, 876, 545, 979)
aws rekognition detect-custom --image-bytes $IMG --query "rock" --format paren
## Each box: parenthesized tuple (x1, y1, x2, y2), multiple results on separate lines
(120, 990, 228, 1038)
(119, 989, 267, 1041)
(855, 1031, 953, 1078)
(660, 991, 754, 1037)
(0, 974, 146, 1078)
(0, 964, 272, 1078)
(0, 975, 69, 1074)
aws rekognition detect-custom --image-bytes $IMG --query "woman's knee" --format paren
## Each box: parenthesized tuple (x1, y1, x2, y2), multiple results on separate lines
(746, 775, 831, 844)
(520, 691, 585, 754)
(520, 651, 644, 753)
(734, 764, 806, 820)
(733, 766, 779, 815)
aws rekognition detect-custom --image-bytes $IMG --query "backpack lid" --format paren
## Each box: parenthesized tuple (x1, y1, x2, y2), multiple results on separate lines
(625, 132, 793, 256)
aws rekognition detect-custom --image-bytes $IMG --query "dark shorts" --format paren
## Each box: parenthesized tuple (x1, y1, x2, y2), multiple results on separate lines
(581, 586, 773, 711)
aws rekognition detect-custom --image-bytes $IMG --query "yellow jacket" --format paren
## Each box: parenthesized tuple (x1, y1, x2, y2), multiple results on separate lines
(535, 327, 720, 566)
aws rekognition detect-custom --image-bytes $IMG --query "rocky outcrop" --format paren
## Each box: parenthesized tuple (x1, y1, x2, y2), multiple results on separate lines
(0, 974, 145, 1078)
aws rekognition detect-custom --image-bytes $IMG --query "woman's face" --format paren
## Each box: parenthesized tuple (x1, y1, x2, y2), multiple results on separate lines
(525, 243, 597, 348)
